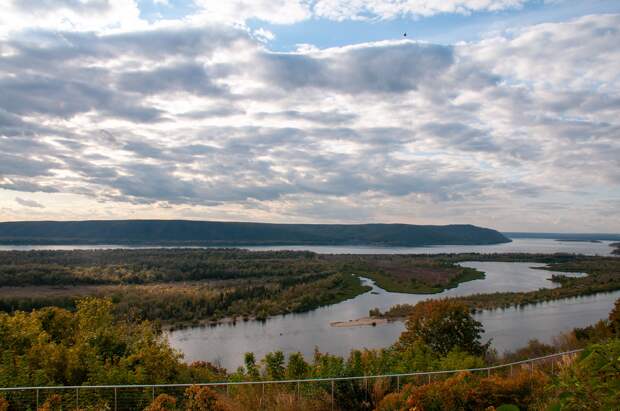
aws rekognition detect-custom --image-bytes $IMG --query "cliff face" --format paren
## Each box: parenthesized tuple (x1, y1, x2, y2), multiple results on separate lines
(0, 220, 510, 246)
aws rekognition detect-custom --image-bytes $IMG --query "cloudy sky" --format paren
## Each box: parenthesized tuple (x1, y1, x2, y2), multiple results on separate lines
(0, 0, 619, 232)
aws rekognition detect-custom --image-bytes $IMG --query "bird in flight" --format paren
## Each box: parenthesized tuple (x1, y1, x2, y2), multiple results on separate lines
(403, 32, 407, 37)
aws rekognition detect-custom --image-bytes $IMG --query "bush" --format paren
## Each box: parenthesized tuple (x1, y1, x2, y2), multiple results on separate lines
(185, 385, 228, 411)
(144, 394, 177, 411)
(547, 339, 620, 410)
(375, 370, 548, 411)
(38, 394, 63, 411)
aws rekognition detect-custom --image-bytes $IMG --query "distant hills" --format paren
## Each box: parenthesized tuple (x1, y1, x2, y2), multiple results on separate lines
(0, 220, 510, 246)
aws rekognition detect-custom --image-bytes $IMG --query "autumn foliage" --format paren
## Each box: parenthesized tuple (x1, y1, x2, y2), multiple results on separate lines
(377, 370, 548, 411)
(184, 385, 228, 411)
(398, 299, 490, 356)
(145, 394, 177, 411)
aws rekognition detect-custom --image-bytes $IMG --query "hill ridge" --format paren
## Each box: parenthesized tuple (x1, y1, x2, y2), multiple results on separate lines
(0, 219, 510, 246)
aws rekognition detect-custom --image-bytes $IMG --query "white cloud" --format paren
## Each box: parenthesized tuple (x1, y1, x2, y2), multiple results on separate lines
(253, 28, 275, 42)
(192, 0, 311, 25)
(0, 10, 618, 231)
(0, 0, 145, 37)
(312, 0, 529, 21)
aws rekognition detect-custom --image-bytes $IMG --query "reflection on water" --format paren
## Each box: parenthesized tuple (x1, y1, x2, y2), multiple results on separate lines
(0, 238, 616, 256)
(168, 261, 618, 370)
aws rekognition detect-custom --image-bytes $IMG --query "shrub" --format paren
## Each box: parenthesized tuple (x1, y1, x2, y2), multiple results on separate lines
(144, 394, 177, 411)
(185, 385, 228, 411)
(375, 370, 548, 411)
(547, 339, 620, 410)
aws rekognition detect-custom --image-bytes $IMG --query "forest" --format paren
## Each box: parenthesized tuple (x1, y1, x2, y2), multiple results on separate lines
(2, 249, 620, 326)
(0, 220, 509, 246)
(0, 297, 618, 410)
(0, 249, 491, 326)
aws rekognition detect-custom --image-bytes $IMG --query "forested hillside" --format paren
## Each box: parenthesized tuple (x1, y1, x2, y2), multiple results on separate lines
(0, 220, 510, 246)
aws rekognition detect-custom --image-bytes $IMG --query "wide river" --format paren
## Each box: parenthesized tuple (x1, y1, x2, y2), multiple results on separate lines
(0, 238, 615, 256)
(165, 239, 619, 370)
(1, 238, 617, 370)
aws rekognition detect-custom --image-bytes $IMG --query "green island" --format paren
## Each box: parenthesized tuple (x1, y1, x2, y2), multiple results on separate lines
(335, 254, 486, 294)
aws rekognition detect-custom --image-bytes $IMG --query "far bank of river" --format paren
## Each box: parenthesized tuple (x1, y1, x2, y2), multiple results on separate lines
(168, 261, 619, 370)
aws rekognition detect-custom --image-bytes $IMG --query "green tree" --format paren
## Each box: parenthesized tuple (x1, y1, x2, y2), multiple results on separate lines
(263, 351, 285, 380)
(398, 299, 489, 356)
(243, 352, 259, 379)
(286, 352, 308, 379)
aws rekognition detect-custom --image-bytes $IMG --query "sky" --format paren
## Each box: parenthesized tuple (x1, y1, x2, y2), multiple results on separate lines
(0, 0, 619, 232)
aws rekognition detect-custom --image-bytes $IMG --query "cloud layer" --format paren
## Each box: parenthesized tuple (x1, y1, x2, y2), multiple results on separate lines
(0, 3, 619, 231)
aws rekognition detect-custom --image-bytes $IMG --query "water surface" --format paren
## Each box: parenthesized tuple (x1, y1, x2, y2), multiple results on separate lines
(0, 238, 615, 256)
(168, 261, 616, 370)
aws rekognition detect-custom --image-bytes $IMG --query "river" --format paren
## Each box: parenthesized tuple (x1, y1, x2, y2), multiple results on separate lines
(0, 238, 616, 256)
(167, 260, 619, 370)
(2, 238, 617, 370)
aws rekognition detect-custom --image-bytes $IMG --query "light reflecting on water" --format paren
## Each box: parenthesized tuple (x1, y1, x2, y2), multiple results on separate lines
(0, 238, 616, 256)
(167, 261, 618, 370)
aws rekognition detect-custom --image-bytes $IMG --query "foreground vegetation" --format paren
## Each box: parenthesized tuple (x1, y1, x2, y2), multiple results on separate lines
(0, 297, 618, 410)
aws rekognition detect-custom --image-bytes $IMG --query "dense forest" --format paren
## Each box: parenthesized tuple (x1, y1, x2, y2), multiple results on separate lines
(0, 249, 488, 325)
(0, 220, 509, 246)
(1, 249, 620, 327)
(0, 297, 618, 410)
